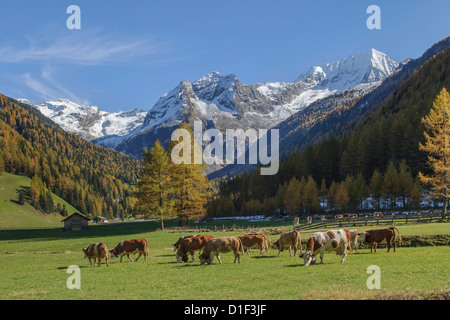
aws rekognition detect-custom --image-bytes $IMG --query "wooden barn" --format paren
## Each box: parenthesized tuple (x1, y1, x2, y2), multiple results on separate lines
(62, 212, 90, 231)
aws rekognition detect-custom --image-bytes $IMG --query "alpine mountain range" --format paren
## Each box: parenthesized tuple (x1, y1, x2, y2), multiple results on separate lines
(18, 48, 403, 175)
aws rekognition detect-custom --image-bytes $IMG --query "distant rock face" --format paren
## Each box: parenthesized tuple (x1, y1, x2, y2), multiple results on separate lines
(92, 48, 398, 159)
(19, 49, 399, 163)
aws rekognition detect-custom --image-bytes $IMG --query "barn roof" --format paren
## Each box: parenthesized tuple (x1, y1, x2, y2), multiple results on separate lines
(61, 212, 90, 222)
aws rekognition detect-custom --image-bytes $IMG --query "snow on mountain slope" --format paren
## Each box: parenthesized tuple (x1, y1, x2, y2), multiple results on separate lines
(22, 48, 398, 160)
(17, 99, 147, 141)
(297, 49, 399, 90)
(94, 48, 398, 155)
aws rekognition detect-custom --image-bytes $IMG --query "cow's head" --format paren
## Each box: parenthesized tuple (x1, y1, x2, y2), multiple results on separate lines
(175, 250, 188, 263)
(109, 248, 119, 258)
(199, 252, 211, 265)
(300, 250, 314, 266)
(359, 232, 367, 242)
(271, 240, 280, 250)
(82, 248, 88, 258)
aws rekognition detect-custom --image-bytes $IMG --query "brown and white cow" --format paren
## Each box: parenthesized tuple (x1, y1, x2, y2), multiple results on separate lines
(300, 229, 350, 266)
(82, 242, 109, 267)
(348, 229, 359, 252)
(109, 239, 149, 263)
(272, 230, 302, 256)
(199, 237, 244, 265)
(374, 212, 384, 218)
(359, 227, 401, 253)
(176, 235, 214, 263)
(306, 216, 312, 225)
(239, 234, 268, 255)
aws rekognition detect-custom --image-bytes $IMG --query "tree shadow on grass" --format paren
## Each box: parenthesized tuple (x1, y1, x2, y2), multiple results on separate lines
(250, 255, 278, 259)
(57, 265, 90, 270)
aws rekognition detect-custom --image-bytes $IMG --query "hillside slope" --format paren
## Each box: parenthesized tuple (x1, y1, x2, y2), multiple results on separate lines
(0, 173, 78, 229)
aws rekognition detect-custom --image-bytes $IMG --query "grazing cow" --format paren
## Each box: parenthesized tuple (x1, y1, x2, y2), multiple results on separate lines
(172, 235, 199, 252)
(199, 237, 244, 265)
(300, 229, 350, 266)
(335, 215, 343, 220)
(109, 239, 149, 263)
(359, 227, 401, 253)
(306, 216, 312, 225)
(239, 234, 268, 255)
(245, 233, 271, 252)
(272, 230, 302, 256)
(348, 229, 359, 252)
(176, 235, 214, 263)
(82, 243, 109, 267)
(374, 212, 384, 218)
(293, 217, 300, 229)
(343, 213, 351, 219)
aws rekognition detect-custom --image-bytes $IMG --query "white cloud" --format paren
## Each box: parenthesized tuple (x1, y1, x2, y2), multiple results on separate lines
(0, 32, 161, 65)
(16, 68, 89, 105)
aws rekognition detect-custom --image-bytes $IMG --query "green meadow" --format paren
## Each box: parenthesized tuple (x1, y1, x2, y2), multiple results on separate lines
(0, 173, 78, 229)
(0, 221, 449, 300)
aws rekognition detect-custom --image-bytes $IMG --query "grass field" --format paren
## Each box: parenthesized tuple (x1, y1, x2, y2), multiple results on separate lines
(0, 221, 449, 300)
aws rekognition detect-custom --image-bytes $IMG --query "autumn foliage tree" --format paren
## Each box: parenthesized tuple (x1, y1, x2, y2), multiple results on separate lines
(419, 88, 450, 219)
(137, 140, 175, 230)
(137, 123, 211, 227)
(169, 124, 211, 225)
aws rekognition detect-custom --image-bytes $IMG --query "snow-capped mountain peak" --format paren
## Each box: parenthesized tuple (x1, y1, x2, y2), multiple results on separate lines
(92, 48, 398, 158)
(21, 48, 399, 162)
(298, 48, 399, 90)
(18, 98, 147, 141)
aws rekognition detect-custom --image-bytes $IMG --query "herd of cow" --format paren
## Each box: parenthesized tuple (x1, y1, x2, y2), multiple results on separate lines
(81, 226, 402, 267)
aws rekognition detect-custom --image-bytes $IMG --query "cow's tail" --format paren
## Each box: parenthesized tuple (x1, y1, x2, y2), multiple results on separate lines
(295, 230, 302, 252)
(390, 227, 402, 246)
(144, 239, 150, 257)
(237, 237, 245, 256)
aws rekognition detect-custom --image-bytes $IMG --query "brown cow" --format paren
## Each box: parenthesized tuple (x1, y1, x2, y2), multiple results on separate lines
(109, 239, 149, 263)
(335, 214, 343, 220)
(272, 230, 302, 256)
(172, 235, 199, 252)
(176, 235, 214, 263)
(293, 217, 300, 229)
(82, 242, 109, 267)
(245, 232, 271, 252)
(239, 234, 268, 255)
(359, 227, 401, 253)
(199, 237, 244, 265)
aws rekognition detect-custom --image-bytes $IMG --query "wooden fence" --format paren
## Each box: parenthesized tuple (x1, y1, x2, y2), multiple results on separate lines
(170, 224, 265, 234)
(169, 211, 448, 235)
(295, 211, 448, 232)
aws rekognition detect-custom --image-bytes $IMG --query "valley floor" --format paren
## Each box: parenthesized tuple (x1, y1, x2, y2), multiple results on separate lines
(0, 221, 448, 300)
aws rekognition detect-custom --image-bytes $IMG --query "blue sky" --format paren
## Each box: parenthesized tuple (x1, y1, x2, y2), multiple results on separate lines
(0, 0, 449, 112)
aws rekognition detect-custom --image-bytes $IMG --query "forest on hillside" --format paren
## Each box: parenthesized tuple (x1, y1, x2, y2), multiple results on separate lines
(207, 47, 450, 218)
(0, 95, 141, 219)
